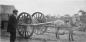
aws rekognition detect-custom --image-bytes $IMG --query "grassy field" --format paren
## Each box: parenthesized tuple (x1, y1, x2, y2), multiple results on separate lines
(1, 27, 86, 42)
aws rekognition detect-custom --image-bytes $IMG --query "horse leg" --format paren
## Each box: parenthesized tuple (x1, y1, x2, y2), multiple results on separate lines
(56, 32, 59, 39)
(69, 30, 74, 41)
(56, 27, 60, 39)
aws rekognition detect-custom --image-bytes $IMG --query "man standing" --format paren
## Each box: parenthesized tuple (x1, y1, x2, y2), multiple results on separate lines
(7, 9, 18, 42)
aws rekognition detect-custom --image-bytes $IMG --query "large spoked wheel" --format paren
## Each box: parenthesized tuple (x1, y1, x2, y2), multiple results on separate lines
(17, 12, 34, 39)
(17, 12, 32, 24)
(32, 12, 47, 35)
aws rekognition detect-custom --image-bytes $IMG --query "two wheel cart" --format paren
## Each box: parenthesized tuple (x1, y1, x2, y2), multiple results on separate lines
(17, 12, 75, 41)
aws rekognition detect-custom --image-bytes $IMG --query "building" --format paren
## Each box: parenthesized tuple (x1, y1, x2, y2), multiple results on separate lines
(0, 5, 15, 29)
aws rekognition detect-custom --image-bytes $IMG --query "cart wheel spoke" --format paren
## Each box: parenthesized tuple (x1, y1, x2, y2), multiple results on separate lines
(17, 12, 34, 39)
(32, 12, 47, 35)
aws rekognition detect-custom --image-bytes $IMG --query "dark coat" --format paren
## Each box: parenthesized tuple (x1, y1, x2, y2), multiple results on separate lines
(7, 14, 18, 32)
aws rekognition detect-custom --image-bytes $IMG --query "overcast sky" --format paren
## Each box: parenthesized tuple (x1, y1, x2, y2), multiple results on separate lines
(0, 0, 86, 16)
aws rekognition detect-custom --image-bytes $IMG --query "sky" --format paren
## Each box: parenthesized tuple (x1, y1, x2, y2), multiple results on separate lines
(0, 0, 86, 16)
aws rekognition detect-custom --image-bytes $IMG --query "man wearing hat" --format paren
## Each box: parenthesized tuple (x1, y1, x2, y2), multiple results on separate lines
(7, 9, 18, 42)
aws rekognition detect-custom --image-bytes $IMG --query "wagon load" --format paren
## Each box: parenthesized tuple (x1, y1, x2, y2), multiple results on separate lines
(80, 15, 86, 24)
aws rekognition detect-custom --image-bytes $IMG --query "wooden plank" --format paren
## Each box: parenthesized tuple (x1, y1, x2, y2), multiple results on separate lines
(18, 23, 72, 29)
(18, 21, 53, 26)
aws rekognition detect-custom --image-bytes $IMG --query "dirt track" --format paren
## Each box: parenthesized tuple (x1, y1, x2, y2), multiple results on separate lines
(1, 28, 86, 42)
